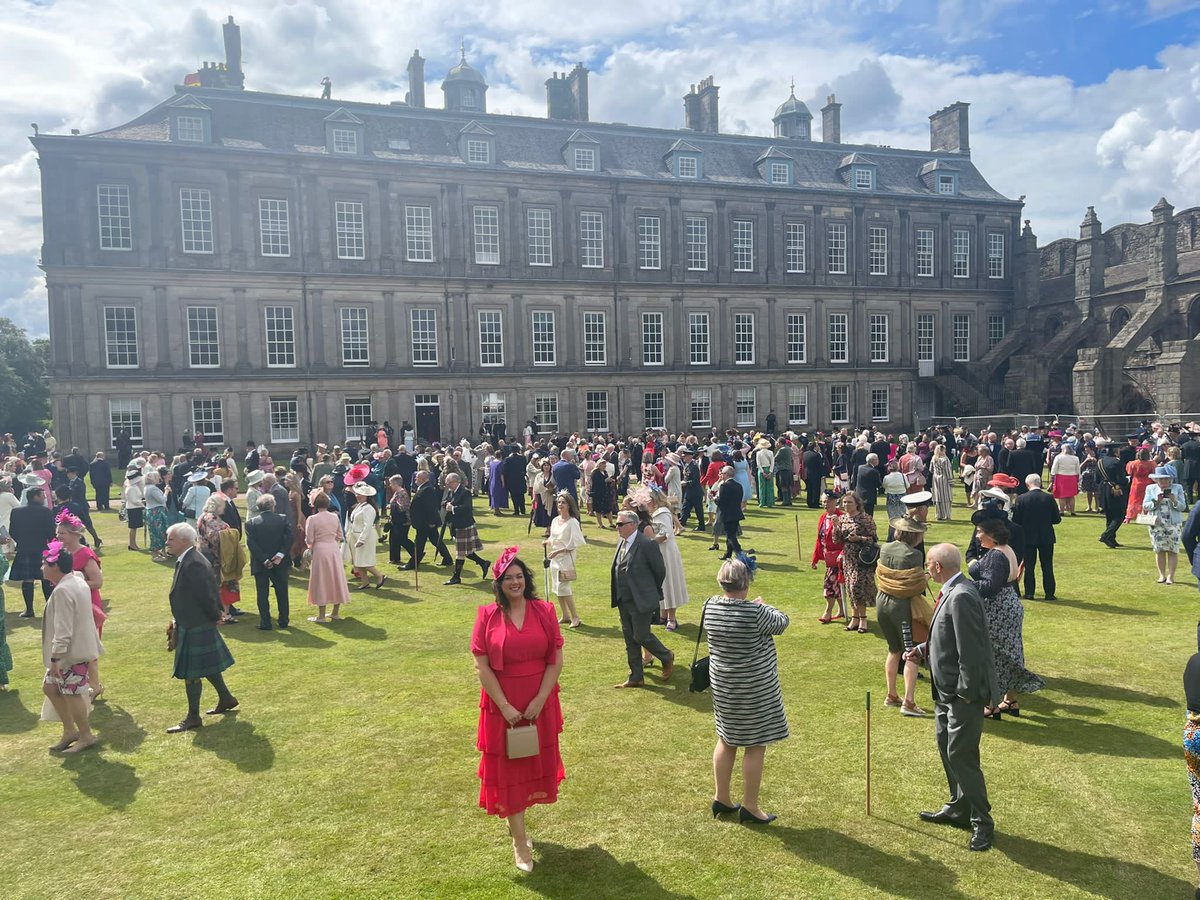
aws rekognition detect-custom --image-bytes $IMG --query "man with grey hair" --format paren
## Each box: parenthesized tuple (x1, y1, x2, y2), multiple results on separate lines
(407, 470, 453, 569)
(855, 453, 882, 516)
(1011, 474, 1060, 601)
(442, 473, 490, 585)
(715, 466, 745, 559)
(246, 493, 294, 629)
(611, 508, 672, 688)
(552, 449, 581, 500)
(906, 543, 998, 851)
(165, 522, 238, 733)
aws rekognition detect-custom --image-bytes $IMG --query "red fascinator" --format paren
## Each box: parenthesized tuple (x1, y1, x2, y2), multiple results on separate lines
(491, 546, 520, 580)
(344, 463, 370, 486)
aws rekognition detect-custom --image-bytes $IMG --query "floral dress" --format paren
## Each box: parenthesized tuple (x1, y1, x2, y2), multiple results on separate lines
(833, 512, 877, 608)
(969, 547, 1044, 696)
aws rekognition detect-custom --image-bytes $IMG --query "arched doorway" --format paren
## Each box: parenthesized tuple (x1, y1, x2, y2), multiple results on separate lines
(1188, 296, 1200, 339)
(1110, 306, 1131, 336)
(1118, 377, 1155, 414)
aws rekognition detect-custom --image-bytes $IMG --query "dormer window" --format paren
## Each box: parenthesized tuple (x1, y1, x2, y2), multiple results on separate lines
(678, 155, 698, 178)
(769, 161, 790, 184)
(563, 130, 601, 173)
(331, 128, 358, 155)
(458, 121, 496, 166)
(177, 116, 205, 143)
(467, 139, 490, 164)
(937, 174, 957, 195)
(854, 167, 875, 190)
(574, 147, 596, 172)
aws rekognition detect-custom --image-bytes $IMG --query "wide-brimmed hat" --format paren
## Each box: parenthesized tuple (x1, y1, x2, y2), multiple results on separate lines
(979, 487, 1010, 502)
(352, 483, 377, 497)
(901, 490, 933, 506)
(186, 471, 208, 483)
(988, 473, 1020, 490)
(17, 473, 45, 487)
(245, 470, 265, 486)
(1152, 466, 1175, 479)
(756, 439, 772, 449)
(890, 516, 927, 534)
(680, 447, 695, 456)
(344, 463, 370, 486)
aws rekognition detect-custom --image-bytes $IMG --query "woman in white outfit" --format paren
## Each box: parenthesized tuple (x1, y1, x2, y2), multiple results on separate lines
(544, 492, 586, 627)
(664, 454, 683, 511)
(343, 483, 385, 590)
(649, 488, 688, 631)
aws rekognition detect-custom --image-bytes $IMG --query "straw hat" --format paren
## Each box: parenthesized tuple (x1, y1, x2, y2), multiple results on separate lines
(245, 470, 265, 486)
(890, 517, 927, 534)
(352, 483, 377, 497)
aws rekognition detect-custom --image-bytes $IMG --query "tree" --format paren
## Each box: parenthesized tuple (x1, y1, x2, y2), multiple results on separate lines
(0, 317, 50, 436)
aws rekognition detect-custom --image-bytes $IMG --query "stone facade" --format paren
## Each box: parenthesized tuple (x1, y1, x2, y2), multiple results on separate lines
(34, 20, 1022, 452)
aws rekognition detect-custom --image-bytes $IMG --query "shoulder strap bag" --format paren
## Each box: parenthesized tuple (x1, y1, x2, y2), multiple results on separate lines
(689, 606, 710, 693)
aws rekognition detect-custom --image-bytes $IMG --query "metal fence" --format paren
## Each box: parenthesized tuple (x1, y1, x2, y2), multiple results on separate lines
(921, 412, 1200, 438)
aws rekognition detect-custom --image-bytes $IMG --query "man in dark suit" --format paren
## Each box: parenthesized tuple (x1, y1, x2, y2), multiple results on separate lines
(679, 448, 706, 530)
(610, 509, 673, 688)
(855, 454, 882, 516)
(906, 543, 999, 852)
(219, 478, 242, 535)
(803, 443, 826, 509)
(1011, 474, 1061, 601)
(500, 446, 527, 517)
(406, 470, 453, 569)
(88, 452, 114, 511)
(715, 466, 745, 559)
(166, 522, 238, 732)
(1005, 440, 1039, 494)
(1180, 431, 1200, 504)
(1096, 441, 1128, 548)
(10, 485, 56, 617)
(245, 493, 293, 630)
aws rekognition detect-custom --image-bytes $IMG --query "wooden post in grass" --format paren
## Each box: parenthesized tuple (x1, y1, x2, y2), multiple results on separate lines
(794, 515, 802, 561)
(413, 557, 419, 591)
(865, 690, 872, 816)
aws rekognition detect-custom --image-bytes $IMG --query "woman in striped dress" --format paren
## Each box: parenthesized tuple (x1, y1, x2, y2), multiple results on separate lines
(930, 444, 954, 521)
(703, 556, 790, 825)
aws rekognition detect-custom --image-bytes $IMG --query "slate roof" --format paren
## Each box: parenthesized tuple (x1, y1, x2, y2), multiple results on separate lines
(78, 87, 1015, 202)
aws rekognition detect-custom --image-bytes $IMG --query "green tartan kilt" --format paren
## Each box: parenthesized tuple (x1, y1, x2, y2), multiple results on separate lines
(172, 623, 235, 680)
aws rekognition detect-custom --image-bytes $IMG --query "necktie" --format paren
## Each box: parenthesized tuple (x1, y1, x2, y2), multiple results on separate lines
(934, 587, 944, 609)
(616, 539, 628, 565)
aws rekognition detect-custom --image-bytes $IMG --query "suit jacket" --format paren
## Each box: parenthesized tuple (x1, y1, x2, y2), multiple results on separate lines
(925, 574, 999, 705)
(610, 531, 666, 613)
(681, 461, 703, 498)
(803, 450, 825, 480)
(220, 499, 243, 535)
(245, 511, 293, 575)
(501, 453, 527, 491)
(1012, 488, 1061, 545)
(170, 548, 223, 628)
(1097, 453, 1128, 493)
(409, 482, 443, 529)
(855, 465, 882, 499)
(445, 484, 476, 529)
(716, 479, 745, 523)
(88, 459, 113, 487)
(1186, 503, 1200, 571)
(1006, 448, 1038, 485)
(10, 503, 55, 556)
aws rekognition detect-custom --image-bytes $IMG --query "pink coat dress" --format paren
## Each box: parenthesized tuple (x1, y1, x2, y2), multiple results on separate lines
(305, 510, 351, 607)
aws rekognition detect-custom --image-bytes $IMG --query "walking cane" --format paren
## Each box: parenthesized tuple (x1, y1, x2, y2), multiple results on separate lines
(794, 515, 802, 562)
(865, 690, 872, 816)
(413, 555, 419, 591)
(543, 543, 551, 600)
(527, 495, 536, 536)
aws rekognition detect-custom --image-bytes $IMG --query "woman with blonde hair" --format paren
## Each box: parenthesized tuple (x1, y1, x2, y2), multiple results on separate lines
(646, 486, 688, 631)
(284, 472, 308, 569)
(544, 492, 586, 628)
(833, 492, 877, 634)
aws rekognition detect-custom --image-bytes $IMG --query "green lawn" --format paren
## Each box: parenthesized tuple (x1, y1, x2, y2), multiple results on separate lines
(1, 494, 1195, 899)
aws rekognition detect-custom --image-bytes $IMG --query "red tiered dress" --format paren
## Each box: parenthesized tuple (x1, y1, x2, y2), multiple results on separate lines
(471, 600, 565, 818)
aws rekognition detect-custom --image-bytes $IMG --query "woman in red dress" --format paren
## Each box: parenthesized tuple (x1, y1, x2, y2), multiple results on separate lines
(471, 547, 564, 874)
(55, 510, 106, 700)
(1126, 447, 1157, 522)
(811, 492, 845, 623)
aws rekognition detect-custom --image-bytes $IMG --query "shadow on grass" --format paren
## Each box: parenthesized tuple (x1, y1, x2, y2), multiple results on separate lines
(1048, 597, 1158, 616)
(653, 682, 712, 712)
(61, 752, 141, 810)
(1049, 675, 1178, 709)
(192, 715, 275, 772)
(525, 842, 697, 899)
(329, 618, 388, 641)
(90, 702, 147, 753)
(222, 623, 335, 649)
(770, 826, 970, 899)
(999, 832, 1193, 900)
(372, 584, 422, 604)
(985, 711, 1179, 759)
(0, 689, 40, 733)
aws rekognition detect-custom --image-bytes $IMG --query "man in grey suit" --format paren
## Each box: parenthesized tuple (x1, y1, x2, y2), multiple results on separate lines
(245, 494, 293, 630)
(610, 509, 674, 688)
(905, 543, 999, 851)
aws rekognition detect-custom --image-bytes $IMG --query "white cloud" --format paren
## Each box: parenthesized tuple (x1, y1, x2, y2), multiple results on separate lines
(1, 1, 1199, 337)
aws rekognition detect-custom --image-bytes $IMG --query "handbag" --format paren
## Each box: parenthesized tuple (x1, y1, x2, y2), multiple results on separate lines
(557, 560, 577, 582)
(858, 541, 881, 566)
(1135, 511, 1158, 526)
(689, 608, 711, 693)
(505, 723, 539, 760)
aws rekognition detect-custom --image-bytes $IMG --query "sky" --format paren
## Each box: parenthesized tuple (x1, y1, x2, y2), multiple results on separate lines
(2, 0, 1200, 337)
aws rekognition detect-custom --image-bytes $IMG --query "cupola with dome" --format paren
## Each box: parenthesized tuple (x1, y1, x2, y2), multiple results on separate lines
(442, 44, 488, 113)
(772, 83, 812, 141)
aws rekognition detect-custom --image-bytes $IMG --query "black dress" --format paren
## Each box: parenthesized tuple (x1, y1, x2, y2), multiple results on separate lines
(590, 468, 613, 515)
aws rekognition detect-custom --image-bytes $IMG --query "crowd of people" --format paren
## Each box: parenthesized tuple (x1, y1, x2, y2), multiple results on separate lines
(2, 415, 1199, 883)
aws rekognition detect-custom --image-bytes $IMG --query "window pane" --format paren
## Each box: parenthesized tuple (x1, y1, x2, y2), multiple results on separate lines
(686, 217, 708, 271)
(109, 399, 143, 447)
(871, 387, 889, 421)
(335, 200, 365, 260)
(678, 155, 697, 178)
(473, 206, 500, 265)
(917, 313, 935, 362)
(478, 310, 504, 366)
(332, 128, 358, 154)
(953, 228, 971, 278)
(583, 312, 606, 365)
(180, 188, 213, 254)
(868, 226, 887, 275)
(177, 116, 204, 142)
(97, 184, 132, 250)
(787, 386, 808, 425)
(638, 216, 661, 270)
(644, 391, 666, 430)
(467, 139, 490, 164)
(642, 312, 664, 365)
(734, 312, 755, 364)
(104, 307, 138, 368)
(574, 147, 595, 171)
(533, 393, 558, 433)
(344, 398, 373, 442)
(736, 387, 756, 427)
(785, 222, 806, 273)
(405, 205, 433, 262)
(989, 314, 1006, 348)
(953, 313, 971, 361)
(915, 228, 934, 277)
(527, 208, 553, 266)
(340, 307, 369, 366)
(579, 211, 604, 268)
(988, 232, 1005, 278)
(191, 398, 224, 445)
(187, 306, 220, 367)
(689, 312, 710, 365)
(786, 313, 806, 364)
(827, 223, 847, 274)
(854, 168, 873, 190)
(269, 398, 299, 443)
(828, 313, 848, 363)
(532, 310, 556, 365)
(770, 162, 789, 184)
(869, 313, 889, 363)
(830, 385, 849, 423)
(481, 392, 506, 425)
(265, 306, 296, 367)
(690, 389, 711, 429)
(733, 219, 754, 272)
(585, 390, 608, 432)
(259, 198, 290, 257)
(410, 308, 438, 365)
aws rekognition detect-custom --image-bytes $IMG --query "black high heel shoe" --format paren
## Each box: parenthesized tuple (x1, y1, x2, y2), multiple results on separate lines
(997, 700, 1020, 717)
(711, 800, 740, 818)
(739, 808, 777, 825)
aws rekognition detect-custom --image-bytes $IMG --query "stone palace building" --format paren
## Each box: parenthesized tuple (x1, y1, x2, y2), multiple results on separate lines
(34, 17, 1026, 451)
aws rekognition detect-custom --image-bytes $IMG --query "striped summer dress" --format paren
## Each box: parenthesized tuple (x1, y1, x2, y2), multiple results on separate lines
(702, 595, 790, 747)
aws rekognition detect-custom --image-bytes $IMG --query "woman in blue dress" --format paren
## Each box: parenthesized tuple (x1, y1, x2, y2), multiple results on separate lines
(731, 450, 754, 505)
(488, 454, 509, 515)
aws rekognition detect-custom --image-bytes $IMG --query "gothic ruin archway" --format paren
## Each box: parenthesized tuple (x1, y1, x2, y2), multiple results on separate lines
(1188, 296, 1200, 339)
(1110, 306, 1131, 336)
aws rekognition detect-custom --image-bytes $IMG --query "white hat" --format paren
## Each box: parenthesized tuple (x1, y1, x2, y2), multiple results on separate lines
(186, 471, 208, 483)
(979, 487, 1009, 502)
(901, 490, 933, 506)
(352, 483, 377, 497)
(245, 470, 265, 486)
(17, 473, 45, 487)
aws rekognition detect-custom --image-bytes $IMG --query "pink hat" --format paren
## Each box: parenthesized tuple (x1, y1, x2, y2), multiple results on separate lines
(491, 546, 520, 580)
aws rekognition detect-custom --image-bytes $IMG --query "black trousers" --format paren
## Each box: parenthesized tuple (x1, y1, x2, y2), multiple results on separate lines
(776, 471, 793, 505)
(721, 517, 742, 558)
(1023, 542, 1055, 598)
(389, 518, 415, 563)
(680, 491, 705, 528)
(858, 491, 876, 517)
(507, 485, 527, 517)
(254, 565, 290, 625)
(413, 524, 452, 565)
(1099, 486, 1124, 543)
(1185, 470, 1200, 505)
(806, 477, 823, 508)
(934, 695, 992, 828)
(94, 486, 111, 510)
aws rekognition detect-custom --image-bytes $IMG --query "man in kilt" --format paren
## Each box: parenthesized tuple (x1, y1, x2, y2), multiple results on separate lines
(165, 522, 238, 733)
(441, 473, 491, 586)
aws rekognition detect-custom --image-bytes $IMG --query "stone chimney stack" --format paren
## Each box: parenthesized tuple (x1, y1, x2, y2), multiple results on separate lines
(1014, 219, 1040, 326)
(929, 101, 970, 155)
(821, 94, 842, 144)
(684, 76, 719, 133)
(546, 63, 589, 121)
(1075, 206, 1106, 316)
(1149, 197, 1178, 285)
(222, 16, 245, 90)
(406, 50, 426, 108)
